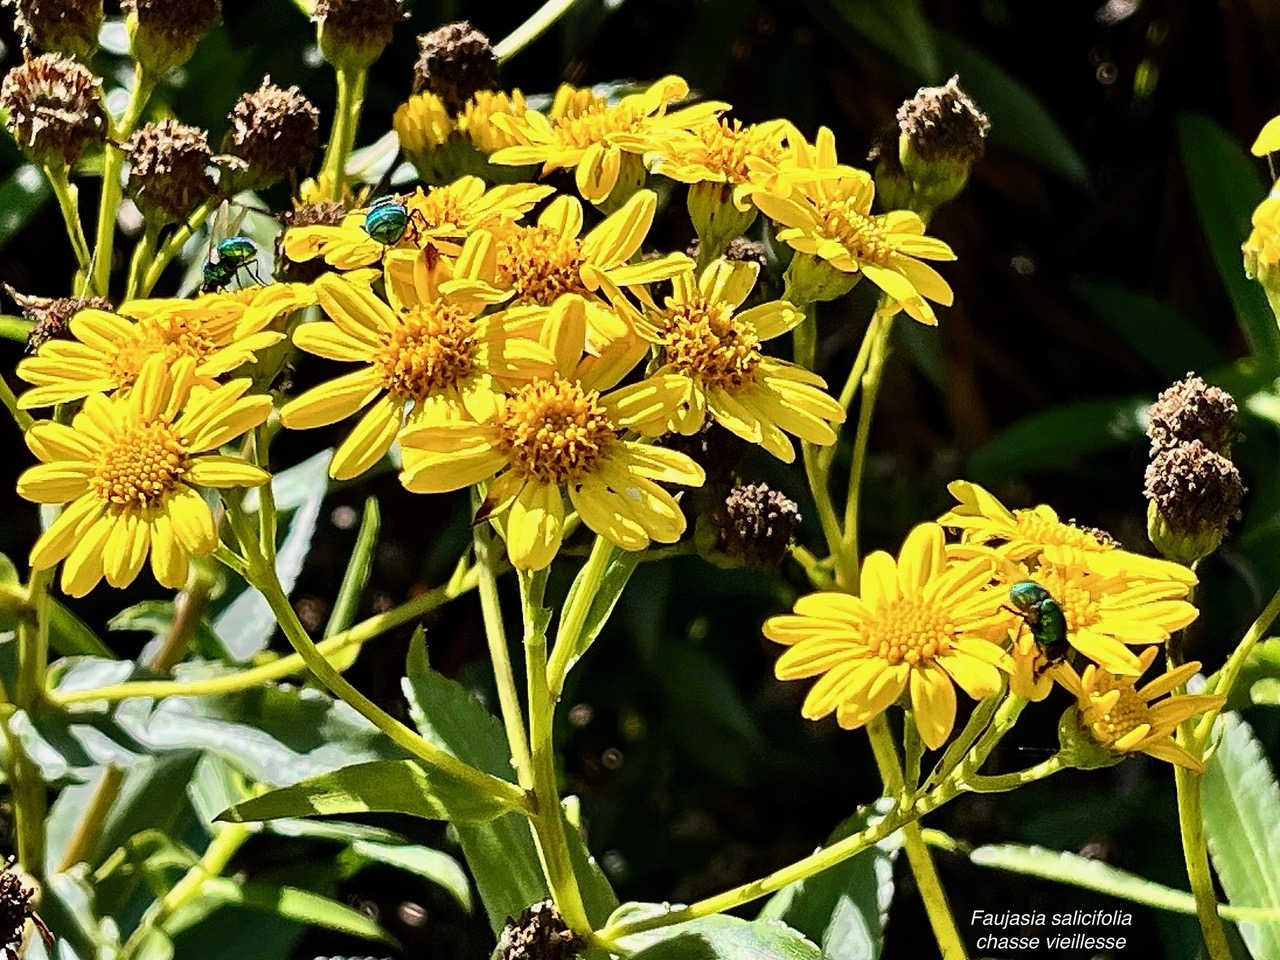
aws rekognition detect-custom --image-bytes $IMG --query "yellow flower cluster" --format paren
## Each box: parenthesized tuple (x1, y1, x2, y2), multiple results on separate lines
(764, 481, 1212, 767)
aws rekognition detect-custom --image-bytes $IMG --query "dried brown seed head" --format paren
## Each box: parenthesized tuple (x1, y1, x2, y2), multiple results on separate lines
(0, 52, 105, 167)
(713, 481, 802, 569)
(494, 901, 582, 960)
(224, 76, 320, 190)
(413, 21, 499, 110)
(121, 0, 221, 74)
(1145, 439, 1246, 564)
(314, 0, 405, 71)
(125, 119, 216, 223)
(2, 0, 103, 59)
(1146, 372, 1238, 457)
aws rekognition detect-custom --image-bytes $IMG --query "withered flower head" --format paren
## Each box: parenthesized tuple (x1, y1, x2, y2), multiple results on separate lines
(413, 21, 499, 110)
(2, 0, 103, 59)
(4, 286, 111, 354)
(121, 0, 221, 75)
(0, 858, 46, 960)
(494, 901, 582, 960)
(125, 119, 215, 223)
(223, 76, 320, 191)
(895, 75, 989, 213)
(314, 0, 405, 72)
(1146, 372, 1238, 458)
(1145, 439, 1246, 565)
(713, 481, 802, 569)
(0, 53, 105, 167)
(275, 200, 345, 283)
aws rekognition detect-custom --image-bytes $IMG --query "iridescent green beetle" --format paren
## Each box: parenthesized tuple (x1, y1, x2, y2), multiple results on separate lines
(362, 195, 410, 246)
(1007, 580, 1070, 679)
(201, 236, 260, 294)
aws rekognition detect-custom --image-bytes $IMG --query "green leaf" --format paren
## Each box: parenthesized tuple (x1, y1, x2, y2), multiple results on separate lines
(623, 915, 823, 960)
(759, 799, 899, 960)
(1072, 279, 1226, 378)
(1202, 711, 1280, 957)
(1208, 638, 1280, 710)
(1176, 112, 1280, 368)
(968, 396, 1149, 481)
(800, 0, 939, 81)
(217, 758, 512, 824)
(402, 637, 617, 929)
(0, 163, 53, 250)
(339, 839, 472, 912)
(212, 450, 331, 661)
(110, 599, 227, 661)
(165, 877, 396, 945)
(50, 599, 116, 658)
(956, 841, 1206, 914)
(324, 495, 379, 639)
(937, 34, 1089, 188)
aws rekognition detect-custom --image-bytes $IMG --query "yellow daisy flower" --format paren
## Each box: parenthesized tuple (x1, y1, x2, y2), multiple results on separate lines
(489, 76, 728, 204)
(1064, 647, 1224, 773)
(459, 89, 530, 155)
(279, 254, 558, 482)
(749, 127, 955, 323)
(996, 558, 1198, 700)
(16, 285, 311, 408)
(763, 523, 1011, 749)
(16, 357, 271, 597)
(397, 295, 706, 570)
(648, 116, 797, 209)
(455, 188, 691, 352)
(623, 258, 845, 462)
(940, 479, 1198, 585)
(283, 176, 553, 271)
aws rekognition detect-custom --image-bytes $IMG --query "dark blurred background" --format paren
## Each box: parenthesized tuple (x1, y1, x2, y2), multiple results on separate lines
(4, 1, 1280, 957)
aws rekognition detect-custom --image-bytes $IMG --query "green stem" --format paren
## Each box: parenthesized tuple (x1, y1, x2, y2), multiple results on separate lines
(520, 569, 591, 936)
(0, 374, 34, 433)
(321, 67, 367, 202)
(118, 822, 252, 960)
(475, 524, 534, 789)
(141, 195, 220, 296)
(124, 223, 160, 302)
(43, 165, 92, 277)
(1174, 762, 1232, 960)
(964, 756, 1067, 793)
(840, 310, 894, 593)
(50, 566, 479, 706)
(90, 65, 153, 298)
(867, 715, 969, 960)
(546, 535, 614, 700)
(56, 766, 127, 872)
(492, 0, 584, 62)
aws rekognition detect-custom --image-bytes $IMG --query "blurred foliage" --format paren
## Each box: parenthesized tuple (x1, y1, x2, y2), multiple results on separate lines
(3, 0, 1280, 957)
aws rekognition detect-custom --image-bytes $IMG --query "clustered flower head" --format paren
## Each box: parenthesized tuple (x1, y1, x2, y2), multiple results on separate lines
(223, 77, 321, 191)
(0, 52, 105, 168)
(1144, 372, 1245, 565)
(2, 0, 102, 59)
(125, 119, 216, 224)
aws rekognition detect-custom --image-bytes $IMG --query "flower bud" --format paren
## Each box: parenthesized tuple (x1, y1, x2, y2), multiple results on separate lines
(0, 53, 105, 168)
(3, 0, 103, 59)
(222, 77, 320, 191)
(414, 21, 498, 111)
(895, 75, 989, 215)
(867, 126, 915, 213)
(124, 119, 215, 224)
(1244, 191, 1280, 300)
(1144, 440, 1245, 565)
(1146, 372, 1238, 458)
(710, 482, 801, 569)
(3, 287, 111, 354)
(121, 0, 221, 76)
(1056, 704, 1122, 771)
(493, 900, 581, 960)
(314, 0, 404, 73)
(392, 90, 477, 185)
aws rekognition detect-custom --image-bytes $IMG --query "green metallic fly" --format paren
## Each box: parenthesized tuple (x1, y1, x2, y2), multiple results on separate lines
(200, 235, 262, 294)
(1006, 580, 1070, 679)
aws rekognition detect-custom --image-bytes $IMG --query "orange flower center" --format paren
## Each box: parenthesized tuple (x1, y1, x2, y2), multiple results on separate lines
(693, 120, 784, 183)
(91, 422, 189, 507)
(498, 225, 589, 306)
(816, 200, 893, 265)
(497, 375, 615, 485)
(659, 296, 761, 392)
(373, 304, 477, 400)
(405, 187, 469, 244)
(1084, 685, 1150, 748)
(867, 596, 954, 666)
(109, 316, 219, 389)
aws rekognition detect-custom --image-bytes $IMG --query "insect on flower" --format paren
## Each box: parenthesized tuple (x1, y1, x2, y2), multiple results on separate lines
(1007, 580, 1071, 679)
(200, 235, 262, 293)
